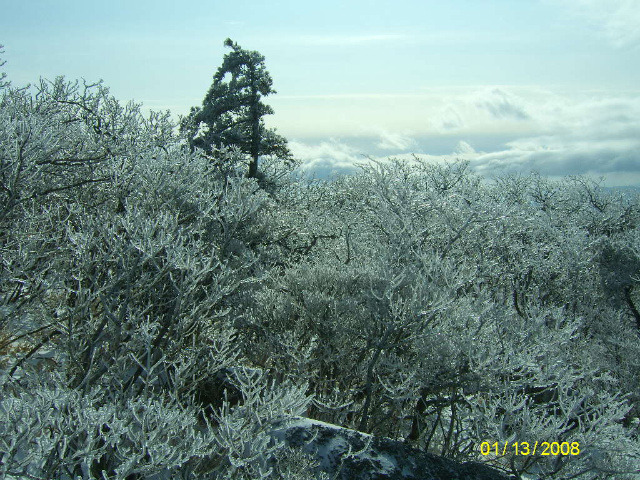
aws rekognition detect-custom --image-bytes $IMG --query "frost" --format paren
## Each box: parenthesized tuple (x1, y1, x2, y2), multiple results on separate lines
(1, 62, 639, 479)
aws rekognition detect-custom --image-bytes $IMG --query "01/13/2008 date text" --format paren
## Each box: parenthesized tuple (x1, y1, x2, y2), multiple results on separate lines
(480, 441, 580, 456)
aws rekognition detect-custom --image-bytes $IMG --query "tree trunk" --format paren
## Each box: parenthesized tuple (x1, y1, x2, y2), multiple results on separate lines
(248, 82, 260, 179)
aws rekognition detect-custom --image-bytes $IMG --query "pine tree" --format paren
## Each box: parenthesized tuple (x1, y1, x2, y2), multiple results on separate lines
(183, 38, 292, 179)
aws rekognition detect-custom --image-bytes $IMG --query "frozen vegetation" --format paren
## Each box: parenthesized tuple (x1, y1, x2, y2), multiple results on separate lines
(1, 46, 640, 479)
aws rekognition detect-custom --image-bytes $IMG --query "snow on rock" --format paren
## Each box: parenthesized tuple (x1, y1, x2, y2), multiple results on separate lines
(270, 417, 516, 480)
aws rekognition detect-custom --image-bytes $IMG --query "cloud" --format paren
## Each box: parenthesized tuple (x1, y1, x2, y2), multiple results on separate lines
(288, 139, 363, 177)
(438, 106, 465, 131)
(284, 88, 640, 187)
(556, 0, 640, 48)
(476, 88, 530, 120)
(430, 87, 535, 134)
(464, 92, 640, 184)
(469, 139, 640, 185)
(376, 131, 417, 151)
(272, 88, 537, 138)
(465, 93, 640, 181)
(455, 141, 476, 155)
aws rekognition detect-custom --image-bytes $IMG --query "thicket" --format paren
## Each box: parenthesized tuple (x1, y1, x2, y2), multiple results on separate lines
(1, 57, 639, 479)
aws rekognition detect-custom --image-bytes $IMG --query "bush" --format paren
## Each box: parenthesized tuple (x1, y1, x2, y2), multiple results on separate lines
(2, 64, 639, 479)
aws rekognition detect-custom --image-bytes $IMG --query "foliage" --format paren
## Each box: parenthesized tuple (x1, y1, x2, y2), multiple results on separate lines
(0, 73, 315, 479)
(237, 159, 640, 478)
(1, 61, 640, 480)
(180, 38, 292, 179)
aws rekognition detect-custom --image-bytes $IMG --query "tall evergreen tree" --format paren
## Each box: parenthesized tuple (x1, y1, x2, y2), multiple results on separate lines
(182, 38, 291, 179)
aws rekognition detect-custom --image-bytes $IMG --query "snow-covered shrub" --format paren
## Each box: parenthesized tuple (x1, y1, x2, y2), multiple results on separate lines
(239, 157, 640, 478)
(0, 373, 218, 479)
(209, 367, 313, 479)
(0, 71, 315, 479)
(2, 61, 639, 480)
(0, 368, 317, 480)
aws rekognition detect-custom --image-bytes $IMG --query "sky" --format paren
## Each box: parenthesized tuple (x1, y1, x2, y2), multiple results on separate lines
(1, 0, 640, 185)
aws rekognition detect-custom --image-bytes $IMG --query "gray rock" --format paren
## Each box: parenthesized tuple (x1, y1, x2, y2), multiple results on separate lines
(270, 417, 516, 480)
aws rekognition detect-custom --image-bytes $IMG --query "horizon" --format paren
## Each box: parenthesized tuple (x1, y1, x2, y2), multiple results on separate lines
(1, 0, 639, 185)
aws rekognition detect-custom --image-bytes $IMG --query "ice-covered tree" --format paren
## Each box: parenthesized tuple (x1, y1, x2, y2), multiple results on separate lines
(0, 68, 315, 479)
(2, 49, 640, 479)
(181, 38, 292, 179)
(237, 158, 640, 478)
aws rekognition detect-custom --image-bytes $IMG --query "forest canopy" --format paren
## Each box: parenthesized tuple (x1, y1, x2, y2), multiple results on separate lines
(1, 42, 640, 479)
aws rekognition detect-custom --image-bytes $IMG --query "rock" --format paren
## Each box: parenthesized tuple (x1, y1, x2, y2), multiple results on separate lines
(270, 417, 516, 480)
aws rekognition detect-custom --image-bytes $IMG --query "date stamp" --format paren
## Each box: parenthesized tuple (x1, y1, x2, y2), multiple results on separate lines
(480, 441, 580, 456)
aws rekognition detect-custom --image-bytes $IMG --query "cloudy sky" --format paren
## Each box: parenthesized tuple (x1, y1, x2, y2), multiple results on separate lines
(2, 0, 639, 185)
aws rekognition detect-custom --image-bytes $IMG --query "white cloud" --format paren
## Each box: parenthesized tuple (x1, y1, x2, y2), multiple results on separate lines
(286, 88, 640, 186)
(272, 87, 544, 138)
(438, 105, 465, 132)
(455, 141, 476, 155)
(469, 140, 640, 185)
(556, 0, 640, 48)
(288, 139, 363, 177)
(427, 87, 541, 135)
(466, 91, 640, 184)
(475, 88, 530, 120)
(376, 131, 417, 151)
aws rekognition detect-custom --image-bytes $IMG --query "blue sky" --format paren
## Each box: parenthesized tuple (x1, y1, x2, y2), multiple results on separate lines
(2, 0, 640, 184)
